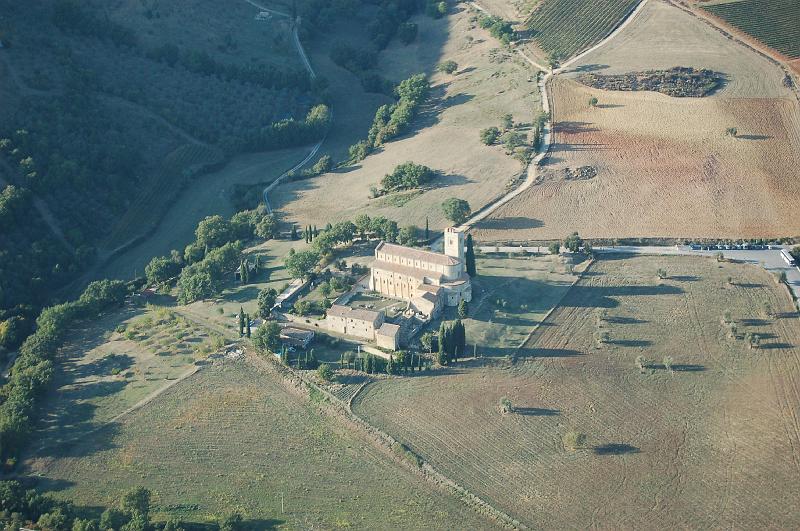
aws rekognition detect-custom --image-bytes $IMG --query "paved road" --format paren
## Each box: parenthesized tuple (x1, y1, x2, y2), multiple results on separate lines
(478, 244, 800, 300)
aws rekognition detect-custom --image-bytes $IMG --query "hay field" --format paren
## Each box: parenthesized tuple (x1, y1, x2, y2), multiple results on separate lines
(29, 359, 493, 529)
(474, 0, 800, 242)
(353, 255, 800, 528)
(273, 6, 541, 230)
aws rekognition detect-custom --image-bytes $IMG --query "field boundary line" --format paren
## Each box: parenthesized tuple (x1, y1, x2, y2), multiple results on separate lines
(248, 352, 527, 529)
(515, 259, 594, 353)
(347, 381, 370, 412)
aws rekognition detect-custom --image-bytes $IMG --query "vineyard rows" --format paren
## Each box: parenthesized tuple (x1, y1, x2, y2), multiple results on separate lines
(527, 0, 641, 60)
(703, 0, 800, 58)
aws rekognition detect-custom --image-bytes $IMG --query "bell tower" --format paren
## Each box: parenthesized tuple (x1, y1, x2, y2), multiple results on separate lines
(443, 227, 465, 261)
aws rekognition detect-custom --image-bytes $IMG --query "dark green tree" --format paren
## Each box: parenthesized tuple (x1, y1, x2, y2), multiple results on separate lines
(245, 314, 251, 338)
(442, 198, 471, 225)
(465, 234, 476, 276)
(458, 299, 468, 319)
(238, 307, 245, 337)
(257, 287, 278, 319)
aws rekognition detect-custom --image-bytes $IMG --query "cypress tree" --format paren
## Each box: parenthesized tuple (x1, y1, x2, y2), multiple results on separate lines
(386, 355, 394, 375)
(245, 313, 251, 338)
(438, 322, 447, 361)
(313, 225, 318, 237)
(425, 217, 429, 242)
(309, 349, 317, 369)
(291, 224, 298, 240)
(458, 299, 468, 319)
(238, 307, 245, 337)
(465, 234, 476, 276)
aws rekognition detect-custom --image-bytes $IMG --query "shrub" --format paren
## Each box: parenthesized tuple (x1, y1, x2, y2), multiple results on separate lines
(635, 355, 649, 373)
(563, 431, 587, 450)
(480, 126, 500, 145)
(437, 60, 458, 74)
(317, 363, 335, 382)
(380, 162, 433, 192)
(499, 397, 514, 414)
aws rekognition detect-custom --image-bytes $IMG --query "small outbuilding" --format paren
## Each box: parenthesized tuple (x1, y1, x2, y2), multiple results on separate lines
(376, 323, 401, 351)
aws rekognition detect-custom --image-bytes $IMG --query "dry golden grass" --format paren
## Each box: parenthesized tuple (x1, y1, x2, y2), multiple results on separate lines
(273, 6, 541, 231)
(354, 255, 800, 528)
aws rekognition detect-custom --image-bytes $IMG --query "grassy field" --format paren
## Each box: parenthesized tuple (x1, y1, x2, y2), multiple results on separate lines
(28, 358, 494, 529)
(701, 0, 800, 59)
(273, 5, 541, 231)
(526, 0, 641, 60)
(462, 254, 582, 356)
(475, 0, 800, 242)
(25, 304, 220, 458)
(353, 254, 800, 528)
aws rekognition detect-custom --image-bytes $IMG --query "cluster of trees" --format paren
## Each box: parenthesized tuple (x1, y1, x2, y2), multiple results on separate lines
(349, 74, 430, 162)
(240, 104, 332, 153)
(378, 162, 434, 194)
(253, 321, 282, 355)
(0, 279, 128, 461)
(0, 482, 247, 531)
(155, 208, 277, 303)
(477, 14, 516, 45)
(354, 214, 400, 242)
(339, 351, 431, 374)
(437, 319, 467, 365)
(480, 113, 540, 166)
(146, 43, 312, 92)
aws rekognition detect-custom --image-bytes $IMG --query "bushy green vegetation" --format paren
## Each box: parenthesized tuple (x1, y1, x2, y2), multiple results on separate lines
(703, 0, 800, 58)
(441, 198, 472, 225)
(349, 74, 431, 162)
(527, 0, 640, 60)
(379, 162, 434, 193)
(477, 14, 516, 45)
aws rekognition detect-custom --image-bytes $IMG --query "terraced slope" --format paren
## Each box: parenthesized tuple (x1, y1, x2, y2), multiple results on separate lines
(703, 0, 800, 58)
(527, 0, 641, 59)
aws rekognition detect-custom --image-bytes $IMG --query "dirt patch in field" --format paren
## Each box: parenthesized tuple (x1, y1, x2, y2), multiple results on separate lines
(474, 1, 800, 242)
(273, 6, 541, 230)
(354, 255, 800, 528)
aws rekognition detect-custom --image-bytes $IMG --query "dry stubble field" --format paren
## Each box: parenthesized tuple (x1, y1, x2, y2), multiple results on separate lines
(474, 0, 800, 242)
(29, 358, 494, 529)
(273, 5, 541, 230)
(354, 255, 800, 528)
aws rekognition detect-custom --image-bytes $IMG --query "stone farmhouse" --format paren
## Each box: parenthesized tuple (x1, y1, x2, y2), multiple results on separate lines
(326, 304, 400, 351)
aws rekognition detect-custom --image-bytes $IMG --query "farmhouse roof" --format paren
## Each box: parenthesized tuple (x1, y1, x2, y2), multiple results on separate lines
(376, 323, 400, 338)
(372, 260, 444, 283)
(327, 304, 383, 324)
(376, 242, 460, 266)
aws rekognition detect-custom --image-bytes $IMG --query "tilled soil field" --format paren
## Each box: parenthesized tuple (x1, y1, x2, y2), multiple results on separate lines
(353, 255, 800, 528)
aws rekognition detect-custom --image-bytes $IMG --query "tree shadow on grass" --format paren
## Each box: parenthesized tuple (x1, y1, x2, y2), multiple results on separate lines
(608, 339, 652, 347)
(516, 407, 559, 416)
(593, 443, 639, 456)
(605, 316, 647, 324)
(760, 342, 794, 350)
(672, 364, 706, 372)
(670, 275, 700, 282)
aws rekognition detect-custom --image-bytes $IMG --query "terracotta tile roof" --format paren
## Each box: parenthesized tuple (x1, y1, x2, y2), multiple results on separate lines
(376, 242, 459, 266)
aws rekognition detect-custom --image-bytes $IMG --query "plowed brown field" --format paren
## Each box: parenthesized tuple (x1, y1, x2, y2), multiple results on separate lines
(354, 255, 800, 528)
(474, 0, 800, 242)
